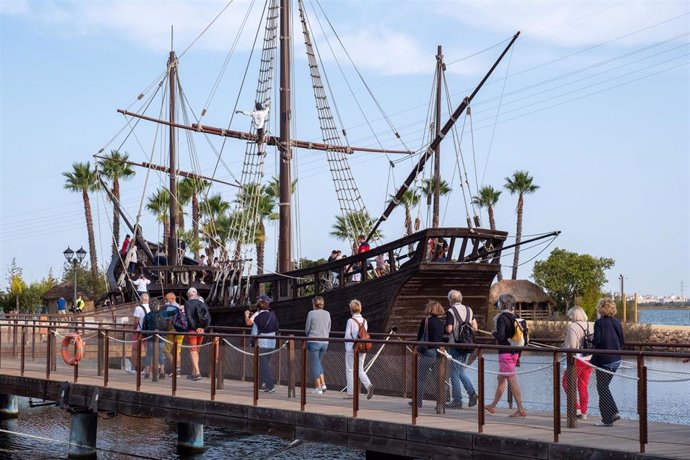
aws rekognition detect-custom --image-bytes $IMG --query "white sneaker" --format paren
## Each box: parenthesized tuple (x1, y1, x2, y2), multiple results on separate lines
(579, 414, 587, 420)
(576, 409, 582, 417)
(124, 358, 132, 373)
(321, 384, 327, 392)
(311, 388, 323, 395)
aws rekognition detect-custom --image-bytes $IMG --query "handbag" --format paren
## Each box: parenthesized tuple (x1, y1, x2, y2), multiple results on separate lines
(416, 317, 429, 353)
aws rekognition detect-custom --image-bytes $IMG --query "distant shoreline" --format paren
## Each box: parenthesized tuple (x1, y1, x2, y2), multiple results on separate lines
(638, 304, 690, 311)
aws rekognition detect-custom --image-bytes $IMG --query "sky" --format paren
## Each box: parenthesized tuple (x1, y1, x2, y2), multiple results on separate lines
(0, 0, 688, 298)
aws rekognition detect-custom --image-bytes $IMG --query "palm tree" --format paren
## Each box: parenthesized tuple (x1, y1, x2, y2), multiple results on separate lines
(200, 193, 231, 256)
(63, 162, 100, 276)
(146, 188, 170, 246)
(331, 210, 382, 252)
(472, 185, 503, 280)
(420, 178, 451, 227)
(98, 150, 135, 255)
(179, 177, 211, 258)
(394, 189, 421, 236)
(504, 170, 540, 280)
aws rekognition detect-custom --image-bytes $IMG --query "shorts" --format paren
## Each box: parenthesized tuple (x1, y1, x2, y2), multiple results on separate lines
(498, 353, 519, 377)
(164, 329, 184, 354)
(187, 334, 204, 353)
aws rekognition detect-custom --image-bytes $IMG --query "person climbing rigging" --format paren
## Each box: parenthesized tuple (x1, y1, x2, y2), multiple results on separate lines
(236, 101, 270, 154)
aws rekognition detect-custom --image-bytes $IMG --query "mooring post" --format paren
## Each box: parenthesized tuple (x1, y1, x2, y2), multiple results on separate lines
(177, 422, 205, 455)
(0, 394, 19, 419)
(68, 410, 97, 459)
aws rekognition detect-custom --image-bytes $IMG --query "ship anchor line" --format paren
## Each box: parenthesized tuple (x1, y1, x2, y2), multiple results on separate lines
(89, 0, 553, 333)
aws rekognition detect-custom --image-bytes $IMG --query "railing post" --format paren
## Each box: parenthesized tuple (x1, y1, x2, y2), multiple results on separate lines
(300, 339, 306, 411)
(12, 316, 17, 357)
(566, 353, 577, 428)
(216, 335, 224, 390)
(31, 323, 36, 361)
(172, 337, 178, 396)
(20, 326, 26, 376)
(152, 334, 159, 382)
(638, 355, 648, 453)
(436, 349, 446, 414)
(241, 334, 247, 382)
(353, 350, 360, 418)
(253, 343, 260, 406)
(97, 325, 104, 377)
(288, 335, 296, 398)
(51, 321, 57, 371)
(45, 326, 52, 379)
(210, 336, 218, 401)
(553, 352, 560, 443)
(412, 350, 418, 425)
(136, 335, 142, 391)
(478, 349, 484, 433)
(0, 323, 3, 369)
(104, 333, 110, 387)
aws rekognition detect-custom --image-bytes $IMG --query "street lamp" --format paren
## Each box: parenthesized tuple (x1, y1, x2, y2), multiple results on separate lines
(64, 246, 87, 312)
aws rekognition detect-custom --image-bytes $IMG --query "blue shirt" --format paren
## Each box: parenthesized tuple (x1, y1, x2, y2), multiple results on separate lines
(57, 298, 66, 311)
(253, 310, 279, 349)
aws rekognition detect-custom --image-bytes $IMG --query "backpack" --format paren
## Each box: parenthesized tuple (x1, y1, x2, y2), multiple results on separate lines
(451, 305, 474, 344)
(142, 309, 168, 337)
(576, 322, 594, 354)
(172, 308, 189, 332)
(185, 298, 211, 330)
(353, 319, 372, 353)
(506, 313, 528, 347)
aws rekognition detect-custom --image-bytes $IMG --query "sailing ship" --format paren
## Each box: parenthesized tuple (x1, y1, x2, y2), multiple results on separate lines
(96, 1, 551, 333)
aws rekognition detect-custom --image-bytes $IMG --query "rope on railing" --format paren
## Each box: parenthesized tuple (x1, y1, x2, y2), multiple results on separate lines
(51, 330, 99, 342)
(222, 338, 289, 356)
(106, 334, 153, 344)
(438, 349, 564, 376)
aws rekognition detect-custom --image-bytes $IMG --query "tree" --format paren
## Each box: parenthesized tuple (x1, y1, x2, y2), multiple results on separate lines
(395, 189, 421, 236)
(420, 178, 451, 227)
(63, 162, 100, 276)
(146, 188, 171, 246)
(98, 150, 135, 255)
(473, 185, 503, 280)
(504, 170, 539, 280)
(200, 193, 231, 257)
(179, 177, 211, 259)
(330, 210, 382, 252)
(532, 248, 615, 317)
(6, 259, 25, 313)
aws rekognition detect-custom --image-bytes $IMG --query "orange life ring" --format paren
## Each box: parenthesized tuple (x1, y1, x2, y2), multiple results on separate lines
(61, 333, 84, 366)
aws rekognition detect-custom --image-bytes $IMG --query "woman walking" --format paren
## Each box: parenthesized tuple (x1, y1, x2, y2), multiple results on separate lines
(561, 306, 594, 419)
(410, 300, 445, 410)
(344, 299, 374, 399)
(591, 298, 624, 427)
(305, 296, 331, 394)
(485, 293, 527, 418)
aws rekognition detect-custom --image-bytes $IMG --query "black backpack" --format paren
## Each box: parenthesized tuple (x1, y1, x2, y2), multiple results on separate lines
(451, 305, 474, 344)
(186, 298, 211, 330)
(142, 309, 168, 336)
(577, 323, 594, 354)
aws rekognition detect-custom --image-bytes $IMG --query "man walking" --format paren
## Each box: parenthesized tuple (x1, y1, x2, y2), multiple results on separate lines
(183, 288, 211, 381)
(445, 290, 479, 408)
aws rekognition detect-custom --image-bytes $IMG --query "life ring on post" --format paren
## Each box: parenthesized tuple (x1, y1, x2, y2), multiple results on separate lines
(61, 333, 85, 366)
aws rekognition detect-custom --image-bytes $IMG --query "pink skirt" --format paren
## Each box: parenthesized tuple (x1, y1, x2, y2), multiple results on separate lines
(498, 353, 519, 376)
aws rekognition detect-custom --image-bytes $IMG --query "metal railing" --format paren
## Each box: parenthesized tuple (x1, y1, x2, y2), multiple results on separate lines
(1, 319, 689, 455)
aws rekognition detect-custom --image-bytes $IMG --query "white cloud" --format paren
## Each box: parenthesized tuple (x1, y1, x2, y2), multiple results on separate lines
(0, 0, 30, 15)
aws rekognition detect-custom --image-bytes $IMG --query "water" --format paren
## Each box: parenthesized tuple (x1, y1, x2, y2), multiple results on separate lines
(638, 308, 690, 326)
(0, 398, 364, 459)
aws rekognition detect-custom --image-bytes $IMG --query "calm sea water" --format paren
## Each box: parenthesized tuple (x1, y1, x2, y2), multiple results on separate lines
(0, 397, 364, 459)
(638, 308, 690, 326)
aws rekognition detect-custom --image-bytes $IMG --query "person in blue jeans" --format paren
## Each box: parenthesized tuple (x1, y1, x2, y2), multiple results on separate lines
(445, 290, 479, 409)
(591, 298, 625, 427)
(410, 301, 445, 411)
(305, 296, 331, 394)
(246, 295, 279, 392)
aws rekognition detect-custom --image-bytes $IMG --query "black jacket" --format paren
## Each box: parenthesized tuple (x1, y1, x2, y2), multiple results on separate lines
(591, 316, 624, 366)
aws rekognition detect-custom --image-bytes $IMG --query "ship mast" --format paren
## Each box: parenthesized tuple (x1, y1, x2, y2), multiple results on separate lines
(278, 0, 293, 273)
(432, 45, 443, 228)
(167, 50, 179, 266)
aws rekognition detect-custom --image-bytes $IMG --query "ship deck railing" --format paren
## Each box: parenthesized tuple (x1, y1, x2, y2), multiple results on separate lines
(252, 227, 508, 302)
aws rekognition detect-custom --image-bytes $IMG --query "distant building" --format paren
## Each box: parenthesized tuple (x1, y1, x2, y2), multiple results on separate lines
(41, 283, 95, 314)
(488, 280, 555, 320)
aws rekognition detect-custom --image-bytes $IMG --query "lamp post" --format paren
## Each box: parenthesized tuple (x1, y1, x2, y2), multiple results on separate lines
(64, 246, 87, 311)
(619, 274, 626, 323)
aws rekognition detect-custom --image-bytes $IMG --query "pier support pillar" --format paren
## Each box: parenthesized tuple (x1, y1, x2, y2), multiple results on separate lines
(366, 451, 413, 460)
(177, 422, 205, 454)
(0, 394, 18, 419)
(68, 411, 97, 459)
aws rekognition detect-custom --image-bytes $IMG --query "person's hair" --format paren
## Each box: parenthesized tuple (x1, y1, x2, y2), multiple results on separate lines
(425, 300, 445, 316)
(447, 290, 463, 304)
(257, 299, 269, 310)
(139, 272, 145, 277)
(358, 235, 365, 240)
(312, 296, 325, 309)
(140, 293, 149, 302)
(187, 287, 198, 297)
(255, 102, 263, 110)
(497, 293, 516, 312)
(567, 306, 588, 322)
(165, 292, 176, 302)
(349, 299, 362, 314)
(596, 298, 617, 317)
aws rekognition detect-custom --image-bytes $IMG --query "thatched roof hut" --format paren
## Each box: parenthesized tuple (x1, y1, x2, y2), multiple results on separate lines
(41, 283, 95, 314)
(488, 280, 555, 320)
